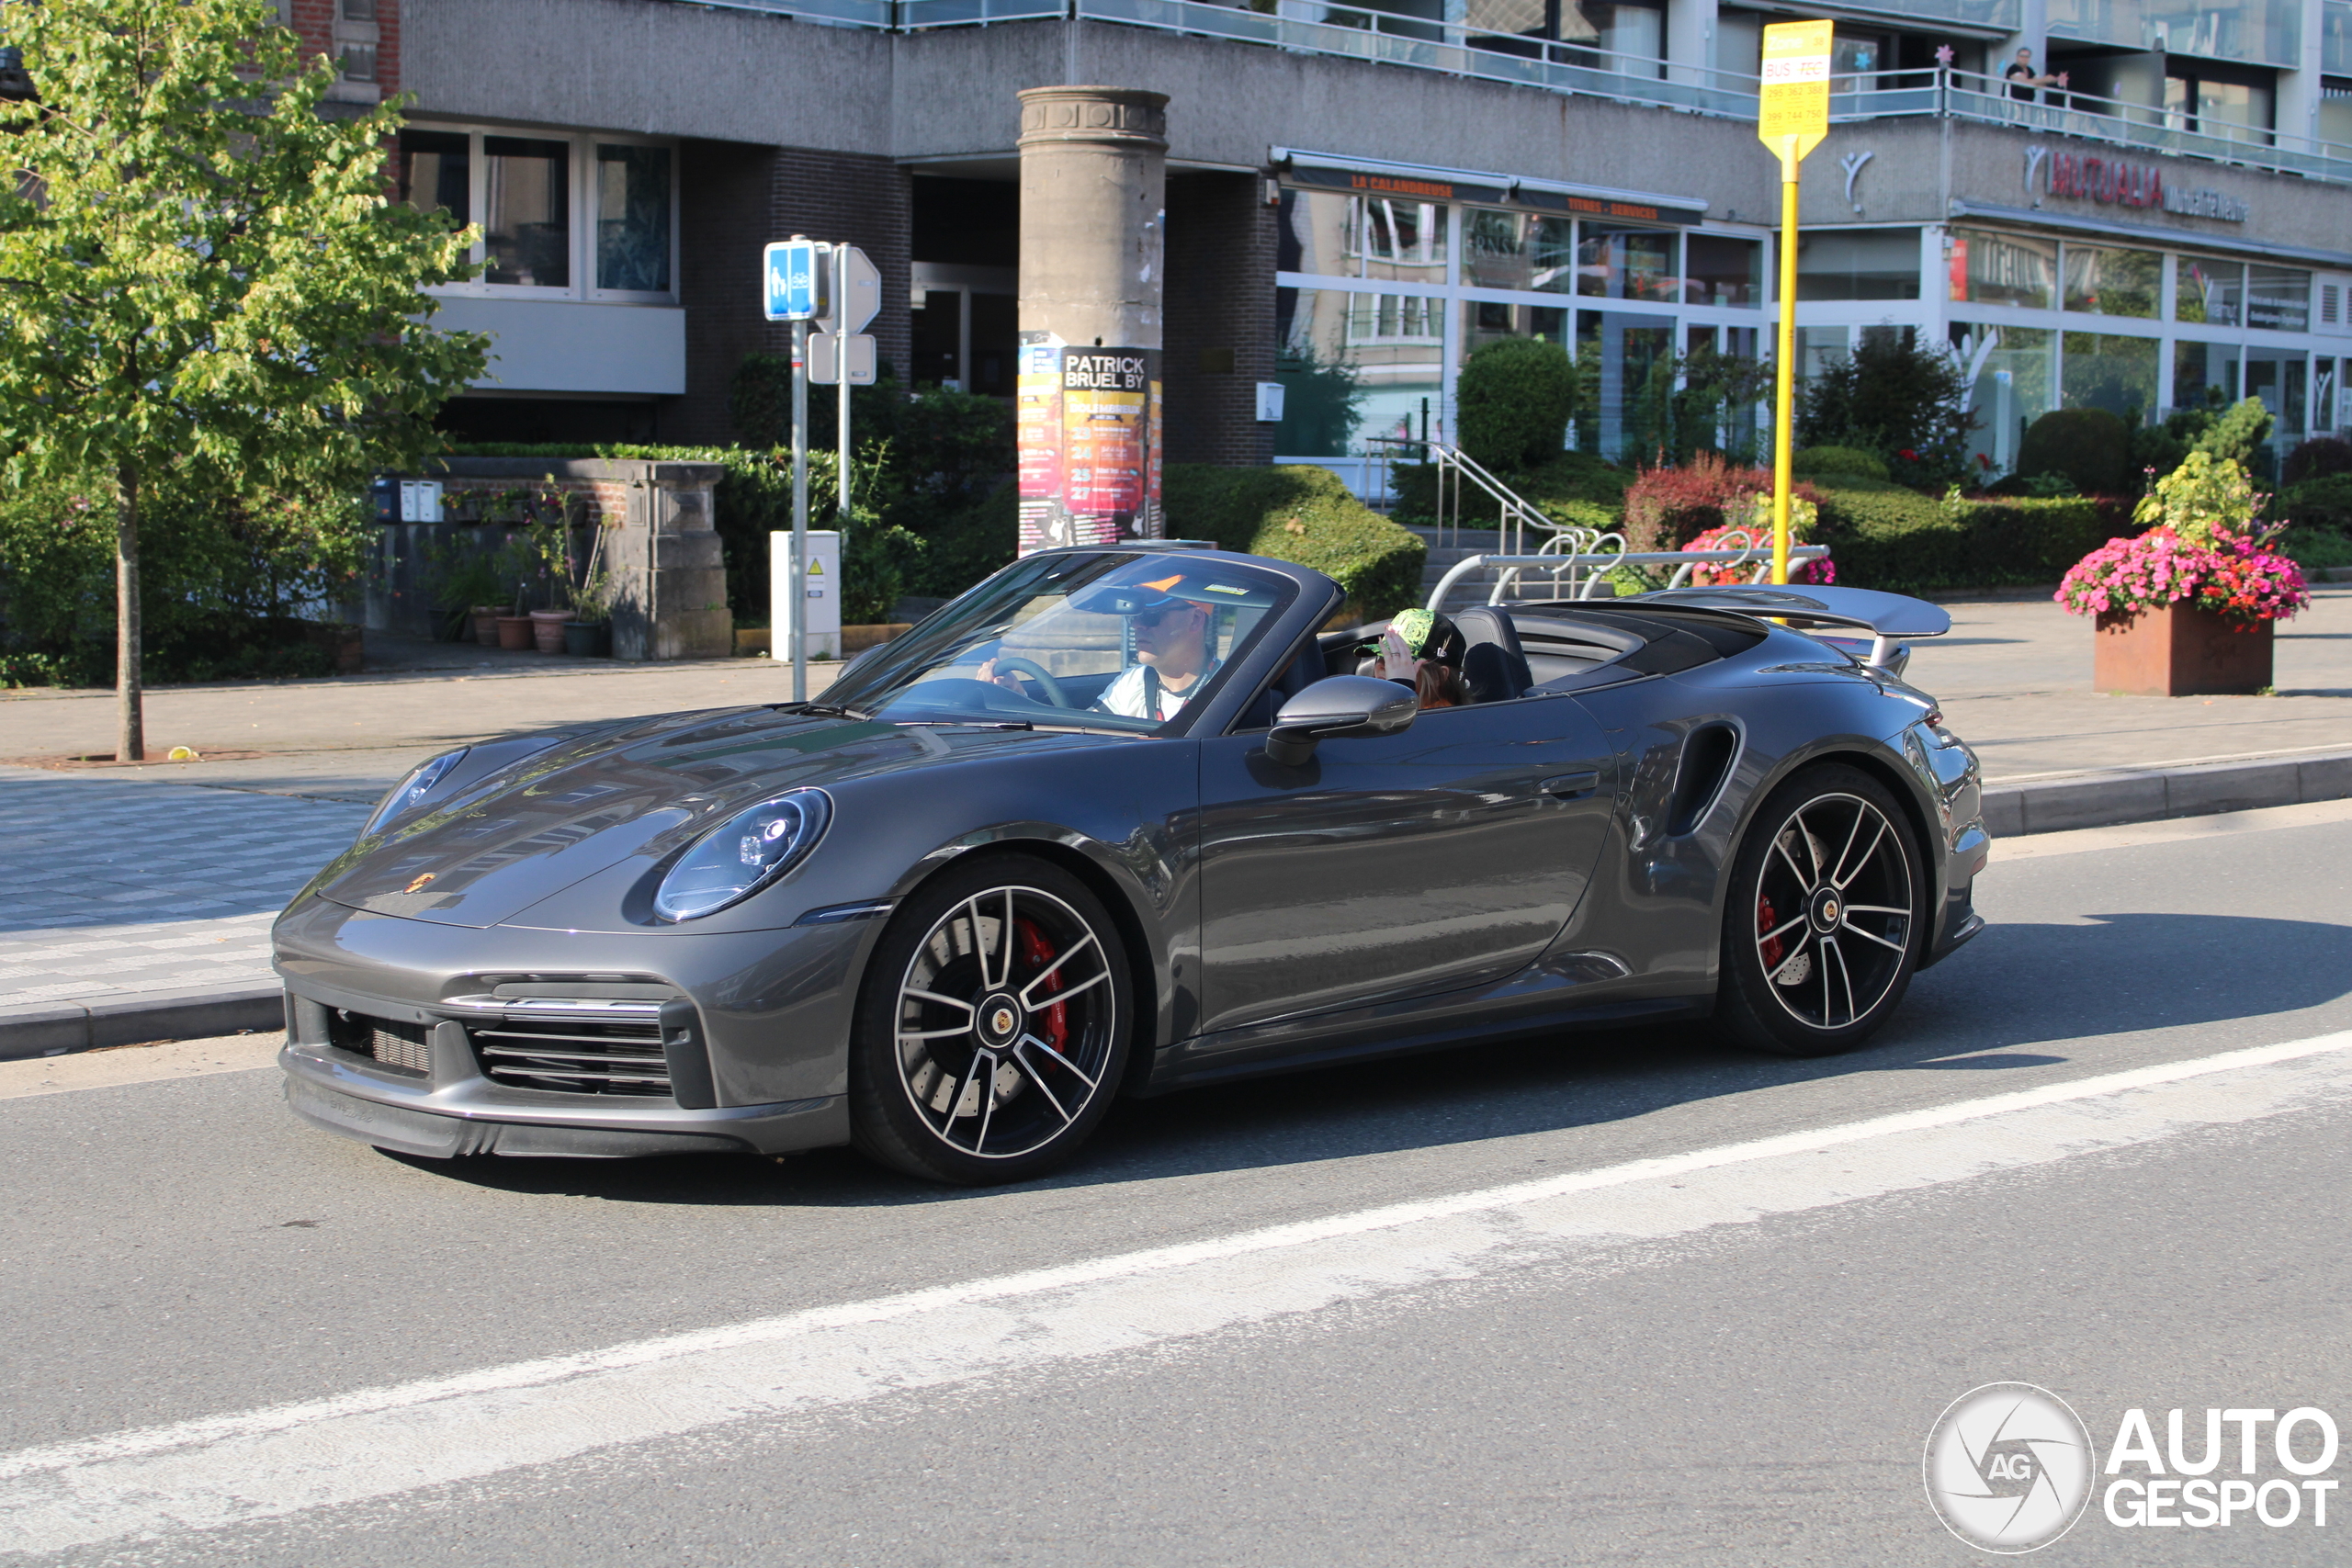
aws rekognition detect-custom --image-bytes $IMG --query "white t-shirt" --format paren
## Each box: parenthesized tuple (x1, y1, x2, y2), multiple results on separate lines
(1094, 661, 1215, 723)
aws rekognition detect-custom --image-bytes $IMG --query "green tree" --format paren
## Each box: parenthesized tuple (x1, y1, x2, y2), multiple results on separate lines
(0, 0, 485, 756)
(1456, 337, 1577, 471)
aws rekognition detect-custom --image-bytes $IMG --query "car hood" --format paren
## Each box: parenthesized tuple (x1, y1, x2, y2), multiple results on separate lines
(296, 707, 1114, 930)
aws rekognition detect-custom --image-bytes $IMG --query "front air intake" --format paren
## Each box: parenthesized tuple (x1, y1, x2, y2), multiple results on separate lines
(466, 998, 673, 1098)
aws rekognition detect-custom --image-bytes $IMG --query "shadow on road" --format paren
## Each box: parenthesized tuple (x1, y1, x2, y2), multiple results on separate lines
(393, 909, 2352, 1209)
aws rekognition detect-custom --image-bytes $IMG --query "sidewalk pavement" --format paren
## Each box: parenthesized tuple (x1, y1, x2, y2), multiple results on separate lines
(6, 589, 2352, 1055)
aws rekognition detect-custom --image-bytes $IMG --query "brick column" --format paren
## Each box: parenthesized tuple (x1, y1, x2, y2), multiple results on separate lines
(1164, 171, 1278, 467)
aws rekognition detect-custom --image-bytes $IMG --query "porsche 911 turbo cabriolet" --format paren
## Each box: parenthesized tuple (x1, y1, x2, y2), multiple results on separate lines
(274, 543, 1986, 1183)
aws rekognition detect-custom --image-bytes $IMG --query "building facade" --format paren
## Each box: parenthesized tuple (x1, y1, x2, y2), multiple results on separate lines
(279, 0, 2352, 477)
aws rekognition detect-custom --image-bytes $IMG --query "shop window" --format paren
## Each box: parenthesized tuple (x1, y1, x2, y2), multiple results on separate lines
(2061, 245, 2160, 318)
(594, 145, 672, 295)
(2061, 332, 2160, 422)
(398, 130, 469, 230)
(2245, 349, 2308, 438)
(1362, 197, 1446, 283)
(1278, 189, 1359, 278)
(2176, 258, 2244, 325)
(1577, 225, 1679, 302)
(1798, 229, 1920, 302)
(2173, 341, 2243, 412)
(1685, 233, 1761, 307)
(1464, 299, 1570, 359)
(1951, 322, 2053, 473)
(1276, 286, 1442, 456)
(1575, 310, 1675, 459)
(2247, 266, 2312, 333)
(1947, 229, 2053, 310)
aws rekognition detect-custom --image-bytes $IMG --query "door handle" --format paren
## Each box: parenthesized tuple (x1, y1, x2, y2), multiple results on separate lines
(1541, 770, 1600, 799)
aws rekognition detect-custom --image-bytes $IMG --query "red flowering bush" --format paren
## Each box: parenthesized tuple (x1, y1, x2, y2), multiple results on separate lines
(2057, 455, 2307, 628)
(1623, 452, 1822, 552)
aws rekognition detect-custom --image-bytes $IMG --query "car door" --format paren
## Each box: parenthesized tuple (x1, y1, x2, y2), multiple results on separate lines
(1193, 693, 1618, 1035)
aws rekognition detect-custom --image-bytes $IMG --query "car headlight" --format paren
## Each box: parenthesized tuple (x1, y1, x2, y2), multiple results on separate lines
(654, 789, 832, 923)
(365, 749, 469, 837)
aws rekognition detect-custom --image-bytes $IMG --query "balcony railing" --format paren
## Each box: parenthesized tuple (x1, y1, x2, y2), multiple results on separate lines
(686, 0, 2352, 185)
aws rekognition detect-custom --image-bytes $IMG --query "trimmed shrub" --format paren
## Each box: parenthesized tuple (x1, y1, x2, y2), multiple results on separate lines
(2280, 525, 2352, 573)
(1815, 484, 2116, 594)
(2017, 409, 2131, 496)
(1455, 338, 1577, 472)
(1623, 453, 1821, 553)
(1389, 451, 1630, 525)
(2277, 473, 2352, 532)
(2284, 436, 2352, 486)
(1167, 464, 1427, 620)
(1796, 332, 1973, 484)
(1792, 446, 1889, 480)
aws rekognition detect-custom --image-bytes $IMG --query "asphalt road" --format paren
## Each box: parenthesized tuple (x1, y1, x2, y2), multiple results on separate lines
(4, 802, 2350, 1564)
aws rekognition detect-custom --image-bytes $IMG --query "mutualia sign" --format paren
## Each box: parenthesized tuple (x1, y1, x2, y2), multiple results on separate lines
(2041, 149, 2249, 223)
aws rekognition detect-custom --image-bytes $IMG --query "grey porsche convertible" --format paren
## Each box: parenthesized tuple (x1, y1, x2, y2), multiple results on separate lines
(275, 543, 1986, 1183)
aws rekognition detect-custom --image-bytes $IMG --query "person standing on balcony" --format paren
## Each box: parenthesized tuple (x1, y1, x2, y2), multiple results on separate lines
(2004, 48, 2065, 103)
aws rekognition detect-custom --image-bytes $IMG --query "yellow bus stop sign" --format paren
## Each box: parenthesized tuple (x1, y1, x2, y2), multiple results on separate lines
(1758, 19, 1831, 164)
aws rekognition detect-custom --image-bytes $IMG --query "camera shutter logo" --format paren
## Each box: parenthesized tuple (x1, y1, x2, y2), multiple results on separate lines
(1924, 1382, 2096, 1552)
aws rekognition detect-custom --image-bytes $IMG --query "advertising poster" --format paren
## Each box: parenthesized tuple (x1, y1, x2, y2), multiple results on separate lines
(1016, 339, 1162, 554)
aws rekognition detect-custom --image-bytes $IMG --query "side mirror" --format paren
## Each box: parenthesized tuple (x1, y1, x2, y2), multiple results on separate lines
(1263, 675, 1418, 767)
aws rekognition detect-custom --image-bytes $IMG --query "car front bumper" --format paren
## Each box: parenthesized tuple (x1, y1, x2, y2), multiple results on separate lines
(279, 1043, 845, 1158)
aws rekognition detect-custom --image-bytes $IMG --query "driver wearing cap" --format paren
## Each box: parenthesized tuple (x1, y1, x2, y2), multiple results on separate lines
(1085, 574, 1217, 722)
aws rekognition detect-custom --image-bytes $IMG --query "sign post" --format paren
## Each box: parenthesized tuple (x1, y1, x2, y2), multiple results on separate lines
(1758, 19, 1830, 586)
(762, 236, 828, 700)
(814, 244, 881, 525)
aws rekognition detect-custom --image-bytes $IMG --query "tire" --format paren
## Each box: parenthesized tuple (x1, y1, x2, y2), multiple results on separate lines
(848, 853, 1133, 1184)
(1714, 763, 1928, 1058)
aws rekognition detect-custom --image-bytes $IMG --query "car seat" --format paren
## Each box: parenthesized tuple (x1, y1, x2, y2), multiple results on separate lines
(1452, 605, 1534, 703)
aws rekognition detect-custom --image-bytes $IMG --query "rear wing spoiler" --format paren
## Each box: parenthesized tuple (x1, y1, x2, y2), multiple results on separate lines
(1629, 585, 1949, 671)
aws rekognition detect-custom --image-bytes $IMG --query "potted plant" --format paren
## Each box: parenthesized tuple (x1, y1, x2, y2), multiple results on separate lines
(565, 564, 616, 657)
(2058, 453, 2309, 695)
(424, 538, 511, 645)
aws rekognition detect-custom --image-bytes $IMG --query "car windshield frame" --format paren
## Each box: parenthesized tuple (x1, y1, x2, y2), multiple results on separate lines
(815, 549, 1303, 737)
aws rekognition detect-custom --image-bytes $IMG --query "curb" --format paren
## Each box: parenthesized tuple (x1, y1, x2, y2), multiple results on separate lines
(1981, 747, 2352, 838)
(0, 987, 282, 1064)
(7, 747, 2352, 1060)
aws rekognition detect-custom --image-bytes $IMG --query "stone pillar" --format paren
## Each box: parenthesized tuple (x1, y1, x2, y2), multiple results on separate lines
(610, 462, 732, 662)
(1015, 85, 1169, 552)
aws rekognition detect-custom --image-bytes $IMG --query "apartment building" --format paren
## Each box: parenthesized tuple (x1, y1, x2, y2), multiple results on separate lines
(276, 0, 2352, 475)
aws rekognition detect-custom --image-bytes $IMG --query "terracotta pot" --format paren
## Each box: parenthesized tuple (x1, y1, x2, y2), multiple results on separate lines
(528, 608, 570, 653)
(495, 615, 533, 651)
(472, 606, 510, 647)
(2095, 603, 2274, 696)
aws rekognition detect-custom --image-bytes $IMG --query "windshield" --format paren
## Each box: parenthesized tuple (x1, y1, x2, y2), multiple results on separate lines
(821, 552, 1300, 733)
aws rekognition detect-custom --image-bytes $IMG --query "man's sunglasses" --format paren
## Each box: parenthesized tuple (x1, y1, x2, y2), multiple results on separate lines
(1131, 604, 1198, 628)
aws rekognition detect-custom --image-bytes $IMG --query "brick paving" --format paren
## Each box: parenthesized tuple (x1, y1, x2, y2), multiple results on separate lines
(0, 767, 368, 1018)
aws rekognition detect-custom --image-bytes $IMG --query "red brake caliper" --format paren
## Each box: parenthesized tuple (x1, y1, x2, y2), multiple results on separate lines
(1014, 916, 1069, 1055)
(1758, 896, 1784, 970)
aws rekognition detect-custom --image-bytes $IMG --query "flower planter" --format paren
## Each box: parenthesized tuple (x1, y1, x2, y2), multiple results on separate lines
(2095, 604, 2274, 696)
(528, 608, 570, 653)
(495, 615, 534, 651)
(471, 605, 511, 647)
(562, 621, 610, 658)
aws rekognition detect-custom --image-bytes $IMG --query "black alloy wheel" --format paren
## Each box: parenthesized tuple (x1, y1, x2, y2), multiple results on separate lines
(849, 853, 1131, 1184)
(1715, 763, 1927, 1057)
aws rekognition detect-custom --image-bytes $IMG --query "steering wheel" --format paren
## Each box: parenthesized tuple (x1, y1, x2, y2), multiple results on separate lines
(989, 655, 1071, 708)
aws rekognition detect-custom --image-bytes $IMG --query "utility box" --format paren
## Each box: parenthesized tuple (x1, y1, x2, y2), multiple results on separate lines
(399, 479, 444, 522)
(1255, 382, 1286, 423)
(771, 529, 842, 662)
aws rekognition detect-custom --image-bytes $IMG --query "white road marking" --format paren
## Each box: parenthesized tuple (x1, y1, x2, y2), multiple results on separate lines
(0, 1034, 282, 1100)
(1993, 795, 2352, 861)
(5, 1031, 2351, 1554)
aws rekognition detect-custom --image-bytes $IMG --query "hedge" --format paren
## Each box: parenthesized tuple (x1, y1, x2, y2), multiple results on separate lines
(1390, 451, 1632, 525)
(1813, 481, 2118, 593)
(1166, 464, 1427, 620)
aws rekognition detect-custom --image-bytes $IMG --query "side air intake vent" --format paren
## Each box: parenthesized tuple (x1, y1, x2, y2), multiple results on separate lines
(327, 1010, 431, 1077)
(1666, 723, 1739, 837)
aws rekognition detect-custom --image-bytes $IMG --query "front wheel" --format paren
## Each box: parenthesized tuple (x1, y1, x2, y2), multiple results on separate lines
(848, 854, 1132, 1184)
(1714, 764, 1927, 1058)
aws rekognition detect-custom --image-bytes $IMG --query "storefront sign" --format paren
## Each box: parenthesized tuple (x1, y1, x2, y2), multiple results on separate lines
(2034, 148, 2248, 223)
(2162, 185, 2251, 222)
(1283, 162, 1509, 207)
(1513, 187, 1708, 226)
(1016, 333, 1164, 555)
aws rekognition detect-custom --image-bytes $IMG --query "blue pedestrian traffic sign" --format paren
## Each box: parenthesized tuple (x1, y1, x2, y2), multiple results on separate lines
(763, 239, 828, 321)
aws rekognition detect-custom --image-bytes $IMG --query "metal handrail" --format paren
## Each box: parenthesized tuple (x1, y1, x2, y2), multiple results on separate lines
(1427, 542, 1828, 612)
(1367, 435, 1566, 557)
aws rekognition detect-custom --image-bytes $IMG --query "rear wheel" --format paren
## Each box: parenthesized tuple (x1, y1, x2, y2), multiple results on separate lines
(849, 854, 1131, 1184)
(1715, 764, 1926, 1058)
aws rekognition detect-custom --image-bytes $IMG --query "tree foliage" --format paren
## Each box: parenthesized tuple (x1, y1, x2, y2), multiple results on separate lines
(1457, 337, 1577, 471)
(0, 0, 485, 746)
(1796, 331, 1975, 483)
